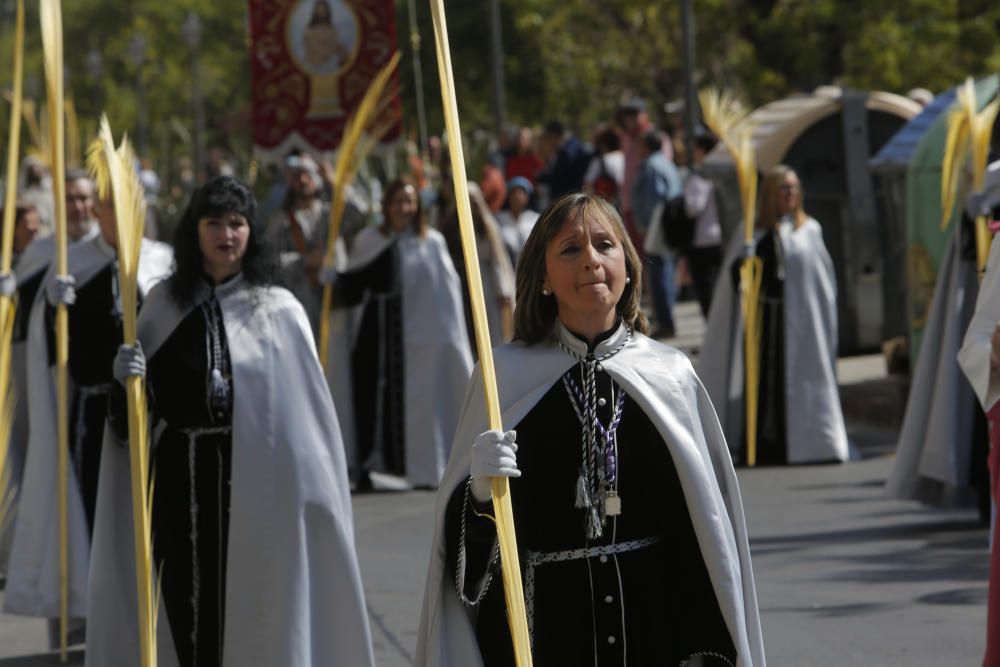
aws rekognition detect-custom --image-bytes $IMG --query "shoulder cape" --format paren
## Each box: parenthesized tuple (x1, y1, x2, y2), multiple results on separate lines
(416, 326, 765, 667)
(85, 278, 374, 667)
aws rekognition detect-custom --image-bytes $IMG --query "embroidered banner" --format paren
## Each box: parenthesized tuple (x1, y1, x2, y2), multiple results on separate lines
(247, 0, 401, 159)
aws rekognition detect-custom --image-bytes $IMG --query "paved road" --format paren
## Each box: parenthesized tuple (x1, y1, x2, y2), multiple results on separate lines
(0, 303, 989, 664)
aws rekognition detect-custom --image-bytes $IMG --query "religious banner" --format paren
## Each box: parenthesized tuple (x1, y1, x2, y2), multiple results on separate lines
(247, 0, 401, 160)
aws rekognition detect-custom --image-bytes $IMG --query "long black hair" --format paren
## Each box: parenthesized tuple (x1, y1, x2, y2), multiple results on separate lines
(169, 176, 277, 305)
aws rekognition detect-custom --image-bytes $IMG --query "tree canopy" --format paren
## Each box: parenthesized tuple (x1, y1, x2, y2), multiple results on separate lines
(0, 0, 996, 173)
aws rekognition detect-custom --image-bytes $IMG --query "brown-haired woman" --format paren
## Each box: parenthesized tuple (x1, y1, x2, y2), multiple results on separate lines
(418, 193, 763, 666)
(700, 165, 848, 466)
(325, 177, 473, 490)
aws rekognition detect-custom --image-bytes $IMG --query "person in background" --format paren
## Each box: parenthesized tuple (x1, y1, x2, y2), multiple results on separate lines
(495, 176, 539, 264)
(684, 132, 724, 316)
(537, 120, 593, 204)
(504, 127, 544, 186)
(325, 178, 473, 491)
(700, 165, 848, 466)
(631, 131, 682, 338)
(480, 153, 508, 214)
(583, 127, 626, 206)
(617, 98, 671, 217)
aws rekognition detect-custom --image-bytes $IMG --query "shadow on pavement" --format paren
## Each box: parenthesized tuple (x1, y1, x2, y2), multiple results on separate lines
(0, 650, 84, 666)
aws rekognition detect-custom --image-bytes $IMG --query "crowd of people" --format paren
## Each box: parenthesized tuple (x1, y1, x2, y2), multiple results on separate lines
(0, 84, 996, 666)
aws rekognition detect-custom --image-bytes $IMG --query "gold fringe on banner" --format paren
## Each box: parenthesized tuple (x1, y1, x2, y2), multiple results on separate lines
(427, 1, 533, 664)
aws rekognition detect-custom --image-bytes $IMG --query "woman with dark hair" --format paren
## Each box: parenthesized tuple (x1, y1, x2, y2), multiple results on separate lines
(86, 176, 374, 667)
(418, 193, 763, 666)
(325, 177, 473, 490)
(700, 165, 848, 466)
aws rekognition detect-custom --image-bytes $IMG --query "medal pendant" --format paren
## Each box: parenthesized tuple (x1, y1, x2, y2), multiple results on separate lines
(605, 492, 621, 516)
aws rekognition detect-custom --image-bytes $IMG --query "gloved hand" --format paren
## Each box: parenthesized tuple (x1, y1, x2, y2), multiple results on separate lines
(113, 342, 146, 385)
(318, 265, 339, 286)
(0, 272, 16, 297)
(469, 429, 519, 503)
(45, 275, 76, 306)
(965, 191, 992, 219)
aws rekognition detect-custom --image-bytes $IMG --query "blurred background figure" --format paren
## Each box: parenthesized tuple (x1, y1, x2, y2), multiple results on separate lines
(683, 131, 723, 316)
(495, 176, 538, 264)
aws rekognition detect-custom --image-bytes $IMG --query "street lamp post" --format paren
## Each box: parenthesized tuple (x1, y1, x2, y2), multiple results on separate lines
(86, 48, 103, 115)
(182, 11, 205, 184)
(488, 0, 507, 138)
(680, 0, 698, 165)
(128, 34, 149, 157)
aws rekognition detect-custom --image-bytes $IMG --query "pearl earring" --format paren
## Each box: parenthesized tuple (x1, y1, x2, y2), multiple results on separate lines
(625, 276, 631, 284)
(541, 286, 552, 295)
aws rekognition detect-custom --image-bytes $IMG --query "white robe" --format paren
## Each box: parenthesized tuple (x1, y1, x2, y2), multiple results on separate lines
(416, 324, 765, 666)
(85, 278, 374, 667)
(699, 218, 849, 463)
(959, 233, 1000, 412)
(328, 226, 473, 487)
(887, 223, 980, 505)
(3, 235, 172, 617)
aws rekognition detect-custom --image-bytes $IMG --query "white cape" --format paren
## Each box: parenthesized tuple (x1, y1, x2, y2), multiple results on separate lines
(86, 279, 374, 667)
(958, 234, 1000, 412)
(327, 226, 473, 487)
(699, 219, 849, 463)
(887, 225, 980, 504)
(4, 236, 172, 617)
(416, 326, 765, 667)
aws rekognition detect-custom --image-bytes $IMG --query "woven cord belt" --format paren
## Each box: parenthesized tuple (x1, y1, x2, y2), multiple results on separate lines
(524, 536, 661, 648)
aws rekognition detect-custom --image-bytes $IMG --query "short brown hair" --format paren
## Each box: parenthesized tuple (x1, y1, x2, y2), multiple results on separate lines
(513, 193, 648, 344)
(380, 177, 427, 237)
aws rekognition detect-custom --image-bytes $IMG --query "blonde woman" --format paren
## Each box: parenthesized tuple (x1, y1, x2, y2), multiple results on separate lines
(700, 165, 848, 465)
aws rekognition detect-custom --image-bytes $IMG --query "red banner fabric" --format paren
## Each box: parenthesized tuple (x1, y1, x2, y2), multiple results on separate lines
(247, 0, 401, 159)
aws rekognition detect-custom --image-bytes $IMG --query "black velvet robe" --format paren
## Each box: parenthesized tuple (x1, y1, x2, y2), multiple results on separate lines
(333, 242, 406, 480)
(445, 336, 735, 666)
(46, 263, 121, 534)
(109, 293, 233, 667)
(732, 229, 787, 465)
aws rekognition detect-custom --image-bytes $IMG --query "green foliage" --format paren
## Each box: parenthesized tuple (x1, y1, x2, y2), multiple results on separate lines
(0, 0, 997, 180)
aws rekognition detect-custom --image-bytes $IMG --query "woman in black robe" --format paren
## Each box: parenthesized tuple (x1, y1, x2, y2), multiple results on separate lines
(108, 177, 276, 667)
(439, 194, 748, 666)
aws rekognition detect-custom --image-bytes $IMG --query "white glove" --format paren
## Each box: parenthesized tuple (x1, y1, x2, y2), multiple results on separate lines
(0, 272, 16, 297)
(470, 429, 519, 503)
(46, 275, 76, 306)
(113, 342, 146, 385)
(318, 265, 339, 286)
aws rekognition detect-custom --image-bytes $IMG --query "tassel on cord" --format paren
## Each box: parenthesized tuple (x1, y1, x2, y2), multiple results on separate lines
(210, 368, 228, 405)
(574, 472, 590, 509)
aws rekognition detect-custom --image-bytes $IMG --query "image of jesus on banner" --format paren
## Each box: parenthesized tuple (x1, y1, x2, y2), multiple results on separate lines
(287, 0, 360, 118)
